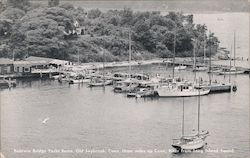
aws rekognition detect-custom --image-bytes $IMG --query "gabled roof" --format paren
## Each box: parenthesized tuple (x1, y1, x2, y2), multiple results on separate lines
(25, 56, 54, 63)
(0, 58, 13, 65)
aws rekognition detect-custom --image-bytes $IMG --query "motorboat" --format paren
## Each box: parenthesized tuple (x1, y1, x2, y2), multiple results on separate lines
(218, 67, 245, 75)
(113, 78, 139, 93)
(88, 78, 113, 87)
(156, 82, 210, 97)
(175, 65, 187, 70)
(69, 75, 90, 84)
(0, 78, 16, 89)
(193, 66, 208, 71)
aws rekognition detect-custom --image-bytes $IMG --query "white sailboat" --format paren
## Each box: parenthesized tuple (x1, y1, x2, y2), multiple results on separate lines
(88, 48, 113, 87)
(193, 36, 208, 72)
(172, 87, 209, 152)
(156, 37, 210, 97)
(219, 31, 245, 75)
(197, 31, 231, 93)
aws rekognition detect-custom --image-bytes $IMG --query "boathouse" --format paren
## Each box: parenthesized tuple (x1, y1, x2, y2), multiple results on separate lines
(13, 60, 48, 74)
(0, 58, 14, 75)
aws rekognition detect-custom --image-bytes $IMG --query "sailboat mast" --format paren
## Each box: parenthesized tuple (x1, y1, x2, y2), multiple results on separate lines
(172, 32, 176, 80)
(77, 48, 80, 65)
(209, 30, 212, 85)
(229, 44, 232, 83)
(102, 49, 105, 86)
(203, 34, 206, 65)
(233, 31, 236, 67)
(182, 97, 185, 137)
(193, 39, 196, 82)
(198, 78, 201, 136)
(129, 30, 132, 78)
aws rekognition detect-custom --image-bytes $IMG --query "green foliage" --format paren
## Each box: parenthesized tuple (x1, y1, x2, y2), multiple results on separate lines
(48, 0, 60, 7)
(7, 0, 30, 11)
(0, 4, 220, 62)
(87, 9, 102, 19)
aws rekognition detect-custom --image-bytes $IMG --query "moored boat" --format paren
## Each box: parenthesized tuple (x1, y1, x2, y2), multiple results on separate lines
(172, 87, 209, 152)
(193, 66, 208, 71)
(195, 82, 231, 93)
(175, 65, 187, 70)
(88, 78, 113, 87)
(218, 67, 245, 75)
(156, 82, 210, 97)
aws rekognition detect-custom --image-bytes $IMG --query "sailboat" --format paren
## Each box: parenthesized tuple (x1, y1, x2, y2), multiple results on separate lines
(156, 35, 210, 97)
(172, 85, 209, 152)
(193, 35, 208, 72)
(195, 31, 231, 93)
(219, 31, 245, 75)
(88, 48, 113, 87)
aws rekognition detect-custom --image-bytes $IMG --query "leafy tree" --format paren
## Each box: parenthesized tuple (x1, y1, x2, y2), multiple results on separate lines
(7, 0, 30, 11)
(87, 9, 102, 19)
(0, 7, 25, 21)
(48, 0, 60, 7)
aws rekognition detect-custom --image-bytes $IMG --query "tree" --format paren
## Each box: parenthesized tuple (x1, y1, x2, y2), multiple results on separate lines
(0, 1, 7, 13)
(0, 7, 25, 21)
(87, 9, 102, 19)
(7, 0, 30, 11)
(48, 0, 60, 7)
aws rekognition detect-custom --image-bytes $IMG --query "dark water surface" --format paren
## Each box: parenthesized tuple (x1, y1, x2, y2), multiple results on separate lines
(1, 65, 249, 158)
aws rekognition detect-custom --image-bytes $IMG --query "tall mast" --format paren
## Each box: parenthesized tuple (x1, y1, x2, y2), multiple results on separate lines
(193, 39, 196, 82)
(129, 30, 132, 78)
(229, 44, 232, 83)
(233, 31, 236, 67)
(172, 31, 176, 80)
(197, 78, 201, 136)
(77, 48, 80, 65)
(182, 97, 185, 137)
(209, 30, 212, 85)
(203, 34, 206, 65)
(102, 48, 105, 86)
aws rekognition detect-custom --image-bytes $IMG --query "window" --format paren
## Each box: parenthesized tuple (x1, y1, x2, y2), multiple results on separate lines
(24, 68, 30, 72)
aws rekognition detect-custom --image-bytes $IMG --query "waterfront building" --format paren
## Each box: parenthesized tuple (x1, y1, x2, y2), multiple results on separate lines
(0, 58, 14, 75)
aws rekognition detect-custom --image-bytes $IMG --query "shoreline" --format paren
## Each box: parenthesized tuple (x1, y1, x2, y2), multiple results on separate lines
(1, 57, 249, 79)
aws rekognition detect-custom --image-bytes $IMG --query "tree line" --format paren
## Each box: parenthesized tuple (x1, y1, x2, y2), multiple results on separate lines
(0, 0, 219, 62)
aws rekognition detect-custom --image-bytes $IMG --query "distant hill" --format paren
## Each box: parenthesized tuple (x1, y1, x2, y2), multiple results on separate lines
(52, 0, 249, 13)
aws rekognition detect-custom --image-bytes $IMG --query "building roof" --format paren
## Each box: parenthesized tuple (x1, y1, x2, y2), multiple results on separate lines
(14, 60, 47, 66)
(25, 56, 55, 63)
(0, 58, 13, 65)
(50, 59, 69, 65)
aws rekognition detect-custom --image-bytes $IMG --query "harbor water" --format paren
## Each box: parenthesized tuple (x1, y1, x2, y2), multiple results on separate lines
(1, 13, 249, 158)
(1, 65, 249, 158)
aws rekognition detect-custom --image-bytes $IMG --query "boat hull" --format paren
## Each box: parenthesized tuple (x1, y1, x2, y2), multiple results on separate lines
(157, 89, 210, 97)
(69, 79, 90, 84)
(197, 84, 231, 93)
(88, 80, 113, 87)
(218, 70, 245, 75)
(172, 140, 206, 151)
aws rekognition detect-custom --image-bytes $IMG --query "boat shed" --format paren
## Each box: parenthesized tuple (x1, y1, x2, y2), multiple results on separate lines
(0, 58, 14, 75)
(13, 60, 48, 73)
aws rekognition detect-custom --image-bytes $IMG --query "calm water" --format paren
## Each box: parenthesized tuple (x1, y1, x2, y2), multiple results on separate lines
(193, 12, 249, 59)
(1, 64, 249, 158)
(1, 12, 250, 158)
